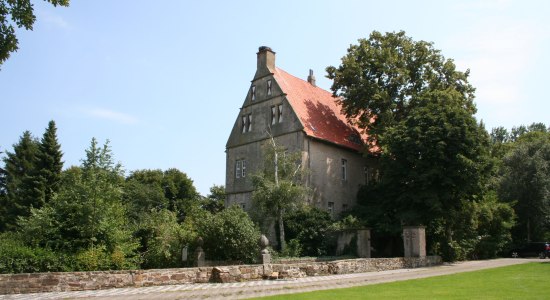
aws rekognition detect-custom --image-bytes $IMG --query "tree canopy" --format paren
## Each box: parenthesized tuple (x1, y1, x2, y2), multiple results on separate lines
(0, 0, 69, 68)
(329, 31, 502, 260)
(326, 30, 475, 140)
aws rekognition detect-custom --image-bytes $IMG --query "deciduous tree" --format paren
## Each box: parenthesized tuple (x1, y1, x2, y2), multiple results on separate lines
(251, 135, 308, 251)
(0, 0, 70, 68)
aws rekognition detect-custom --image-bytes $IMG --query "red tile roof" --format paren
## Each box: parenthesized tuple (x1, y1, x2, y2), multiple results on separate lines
(273, 68, 371, 152)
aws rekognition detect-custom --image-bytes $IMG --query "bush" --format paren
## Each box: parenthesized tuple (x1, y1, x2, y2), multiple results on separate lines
(0, 233, 72, 274)
(138, 209, 194, 269)
(196, 205, 260, 263)
(284, 207, 333, 256)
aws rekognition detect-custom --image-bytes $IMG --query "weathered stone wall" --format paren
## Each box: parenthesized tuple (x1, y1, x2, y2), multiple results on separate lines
(0, 257, 441, 294)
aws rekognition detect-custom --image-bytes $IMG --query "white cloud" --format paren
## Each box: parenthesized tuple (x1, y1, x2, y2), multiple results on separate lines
(87, 108, 139, 125)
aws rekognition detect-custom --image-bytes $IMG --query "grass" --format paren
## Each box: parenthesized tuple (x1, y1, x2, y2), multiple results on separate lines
(252, 262, 550, 299)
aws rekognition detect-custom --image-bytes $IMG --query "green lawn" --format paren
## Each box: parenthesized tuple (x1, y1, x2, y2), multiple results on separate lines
(253, 262, 550, 299)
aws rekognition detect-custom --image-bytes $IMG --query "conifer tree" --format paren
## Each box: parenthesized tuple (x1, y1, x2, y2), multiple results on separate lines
(36, 120, 64, 203)
(3, 131, 41, 229)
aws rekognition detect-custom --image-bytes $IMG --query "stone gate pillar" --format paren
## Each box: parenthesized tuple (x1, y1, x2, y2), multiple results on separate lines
(403, 226, 426, 258)
(356, 228, 371, 258)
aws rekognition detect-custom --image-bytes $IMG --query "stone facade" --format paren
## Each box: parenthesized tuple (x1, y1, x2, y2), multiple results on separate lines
(225, 47, 376, 217)
(0, 257, 441, 294)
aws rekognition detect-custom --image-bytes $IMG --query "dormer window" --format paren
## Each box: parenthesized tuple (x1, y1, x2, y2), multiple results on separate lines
(251, 85, 256, 101)
(267, 80, 272, 96)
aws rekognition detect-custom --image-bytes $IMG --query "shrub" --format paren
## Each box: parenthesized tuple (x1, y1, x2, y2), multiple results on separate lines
(196, 205, 260, 263)
(0, 233, 71, 273)
(284, 207, 333, 256)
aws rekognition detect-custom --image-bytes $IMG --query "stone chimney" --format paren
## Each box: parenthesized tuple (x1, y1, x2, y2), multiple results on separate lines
(307, 69, 316, 87)
(255, 46, 276, 79)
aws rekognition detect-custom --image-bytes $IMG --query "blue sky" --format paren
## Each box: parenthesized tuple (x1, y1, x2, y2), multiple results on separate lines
(1, 0, 548, 196)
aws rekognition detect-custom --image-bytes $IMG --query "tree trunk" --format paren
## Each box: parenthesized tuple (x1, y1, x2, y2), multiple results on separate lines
(278, 208, 286, 251)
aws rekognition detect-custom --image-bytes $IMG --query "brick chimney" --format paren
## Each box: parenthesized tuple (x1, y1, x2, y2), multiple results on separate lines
(255, 46, 276, 79)
(307, 69, 316, 87)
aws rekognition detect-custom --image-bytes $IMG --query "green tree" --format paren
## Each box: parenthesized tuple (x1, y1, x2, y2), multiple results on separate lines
(326, 30, 475, 141)
(328, 31, 498, 260)
(202, 184, 225, 214)
(138, 209, 192, 269)
(36, 120, 63, 204)
(251, 136, 309, 251)
(499, 131, 550, 243)
(162, 168, 199, 220)
(124, 169, 168, 222)
(0, 0, 69, 68)
(2, 131, 41, 229)
(18, 138, 139, 270)
(124, 168, 199, 222)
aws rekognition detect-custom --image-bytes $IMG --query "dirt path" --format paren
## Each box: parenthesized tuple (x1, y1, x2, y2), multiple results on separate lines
(1, 258, 546, 300)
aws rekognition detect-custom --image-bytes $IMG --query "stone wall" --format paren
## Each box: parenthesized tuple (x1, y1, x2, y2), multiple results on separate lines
(0, 256, 441, 295)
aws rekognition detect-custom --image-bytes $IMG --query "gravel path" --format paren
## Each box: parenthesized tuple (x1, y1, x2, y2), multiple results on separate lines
(1, 258, 546, 300)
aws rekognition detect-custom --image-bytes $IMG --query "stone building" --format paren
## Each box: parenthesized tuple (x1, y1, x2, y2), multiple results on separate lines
(225, 47, 376, 217)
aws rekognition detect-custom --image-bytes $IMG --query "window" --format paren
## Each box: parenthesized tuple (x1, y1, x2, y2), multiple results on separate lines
(240, 202, 246, 210)
(236, 160, 242, 178)
(271, 106, 277, 125)
(251, 85, 256, 101)
(235, 159, 246, 178)
(241, 114, 252, 133)
(267, 80, 272, 96)
(364, 167, 371, 185)
(241, 116, 247, 133)
(328, 202, 335, 215)
(341, 159, 348, 181)
(271, 104, 283, 125)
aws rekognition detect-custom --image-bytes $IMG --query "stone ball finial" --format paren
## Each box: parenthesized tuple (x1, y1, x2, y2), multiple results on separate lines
(197, 236, 204, 248)
(260, 234, 269, 250)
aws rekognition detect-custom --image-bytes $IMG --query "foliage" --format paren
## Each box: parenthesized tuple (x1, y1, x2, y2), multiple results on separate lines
(326, 30, 475, 140)
(2, 130, 41, 230)
(328, 31, 502, 261)
(498, 131, 550, 243)
(202, 184, 225, 214)
(284, 207, 333, 257)
(124, 168, 199, 222)
(0, 0, 70, 68)
(0, 232, 71, 274)
(138, 209, 192, 269)
(17, 138, 140, 270)
(36, 120, 64, 204)
(251, 136, 309, 251)
(195, 205, 260, 263)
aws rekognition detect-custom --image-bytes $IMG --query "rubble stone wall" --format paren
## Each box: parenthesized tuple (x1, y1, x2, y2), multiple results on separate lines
(0, 256, 441, 294)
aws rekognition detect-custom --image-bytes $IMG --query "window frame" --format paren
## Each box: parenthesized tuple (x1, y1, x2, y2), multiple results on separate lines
(267, 79, 272, 96)
(251, 85, 256, 101)
(341, 159, 348, 181)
